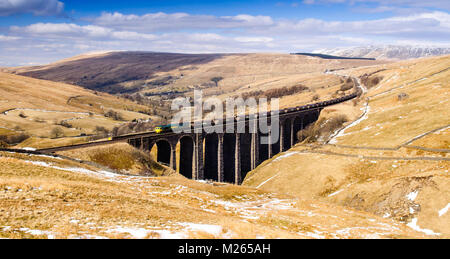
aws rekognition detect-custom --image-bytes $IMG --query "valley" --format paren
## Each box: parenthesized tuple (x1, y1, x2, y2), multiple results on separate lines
(0, 72, 155, 149)
(244, 55, 450, 238)
(0, 51, 448, 239)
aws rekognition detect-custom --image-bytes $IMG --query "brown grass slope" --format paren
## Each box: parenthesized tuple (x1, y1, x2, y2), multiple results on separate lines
(0, 72, 153, 148)
(0, 150, 425, 239)
(58, 143, 173, 177)
(6, 52, 224, 93)
(244, 55, 450, 238)
(5, 52, 388, 98)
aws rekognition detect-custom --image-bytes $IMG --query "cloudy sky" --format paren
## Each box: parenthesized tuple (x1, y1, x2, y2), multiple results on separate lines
(0, 0, 449, 66)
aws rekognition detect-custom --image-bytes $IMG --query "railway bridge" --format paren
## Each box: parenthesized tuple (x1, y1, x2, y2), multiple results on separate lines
(112, 93, 357, 184)
(39, 93, 357, 185)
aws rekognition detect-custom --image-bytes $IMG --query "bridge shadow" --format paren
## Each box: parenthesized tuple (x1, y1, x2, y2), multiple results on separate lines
(179, 136, 194, 179)
(223, 134, 236, 183)
(140, 109, 323, 185)
(151, 140, 172, 166)
(240, 133, 252, 181)
(204, 133, 219, 181)
(282, 119, 292, 152)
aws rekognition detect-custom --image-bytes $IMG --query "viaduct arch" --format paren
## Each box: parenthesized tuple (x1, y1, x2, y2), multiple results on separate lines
(38, 93, 357, 185)
(179, 136, 194, 179)
(128, 107, 326, 185)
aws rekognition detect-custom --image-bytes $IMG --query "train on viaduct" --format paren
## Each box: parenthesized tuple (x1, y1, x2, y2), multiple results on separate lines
(38, 93, 357, 185)
(111, 93, 358, 185)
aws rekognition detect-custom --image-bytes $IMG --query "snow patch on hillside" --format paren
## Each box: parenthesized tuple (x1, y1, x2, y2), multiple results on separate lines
(181, 223, 224, 236)
(273, 151, 300, 162)
(256, 173, 281, 188)
(406, 191, 419, 201)
(438, 203, 450, 217)
(328, 189, 344, 197)
(106, 223, 226, 239)
(314, 45, 450, 60)
(22, 160, 127, 183)
(106, 227, 155, 239)
(329, 103, 371, 144)
(407, 218, 441, 236)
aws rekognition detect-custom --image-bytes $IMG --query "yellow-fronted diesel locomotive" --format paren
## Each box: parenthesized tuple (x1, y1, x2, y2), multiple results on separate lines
(155, 124, 181, 134)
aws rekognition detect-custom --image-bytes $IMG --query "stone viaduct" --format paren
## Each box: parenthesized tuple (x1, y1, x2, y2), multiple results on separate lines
(112, 93, 357, 184)
(38, 94, 356, 185)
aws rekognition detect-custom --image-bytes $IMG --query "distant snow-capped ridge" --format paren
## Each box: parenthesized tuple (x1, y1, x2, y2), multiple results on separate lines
(313, 45, 450, 60)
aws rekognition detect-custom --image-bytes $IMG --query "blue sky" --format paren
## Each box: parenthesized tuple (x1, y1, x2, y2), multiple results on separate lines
(0, 0, 391, 26)
(0, 0, 449, 65)
(63, 0, 375, 19)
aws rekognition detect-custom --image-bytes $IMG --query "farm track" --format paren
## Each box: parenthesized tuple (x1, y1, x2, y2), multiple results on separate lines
(314, 69, 450, 162)
(298, 149, 450, 162)
(329, 124, 450, 153)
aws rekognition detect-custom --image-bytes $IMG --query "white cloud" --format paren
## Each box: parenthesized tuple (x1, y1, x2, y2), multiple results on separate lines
(303, 0, 450, 12)
(0, 0, 64, 16)
(10, 22, 158, 41)
(12, 23, 80, 34)
(1, 10, 449, 65)
(234, 37, 274, 43)
(0, 34, 20, 41)
(256, 11, 450, 41)
(89, 10, 450, 42)
(231, 14, 274, 26)
(110, 31, 157, 41)
(92, 12, 274, 32)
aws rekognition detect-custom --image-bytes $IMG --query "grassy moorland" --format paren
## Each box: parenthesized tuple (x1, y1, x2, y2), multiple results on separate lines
(58, 143, 173, 177)
(0, 148, 424, 239)
(244, 55, 450, 238)
(1, 52, 389, 149)
(5, 52, 386, 98)
(0, 53, 445, 239)
(0, 72, 155, 149)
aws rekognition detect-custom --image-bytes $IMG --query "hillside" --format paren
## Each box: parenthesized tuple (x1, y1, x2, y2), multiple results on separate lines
(4, 52, 387, 100)
(0, 72, 156, 149)
(57, 143, 174, 177)
(314, 46, 450, 61)
(3, 52, 225, 94)
(0, 52, 389, 149)
(0, 148, 424, 239)
(244, 55, 450, 238)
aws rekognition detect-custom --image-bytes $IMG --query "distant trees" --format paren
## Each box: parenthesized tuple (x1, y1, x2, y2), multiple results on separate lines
(398, 93, 410, 101)
(340, 78, 355, 92)
(134, 94, 143, 104)
(50, 127, 64, 139)
(211, 77, 224, 87)
(110, 119, 160, 137)
(104, 110, 125, 121)
(34, 117, 46, 123)
(297, 114, 348, 143)
(311, 94, 320, 102)
(13, 133, 30, 143)
(94, 126, 110, 135)
(360, 71, 385, 89)
(0, 133, 30, 145)
(0, 140, 8, 148)
(112, 127, 120, 137)
(265, 85, 310, 99)
(56, 120, 72, 128)
(236, 85, 310, 100)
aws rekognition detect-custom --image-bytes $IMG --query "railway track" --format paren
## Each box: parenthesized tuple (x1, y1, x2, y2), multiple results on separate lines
(35, 92, 358, 153)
